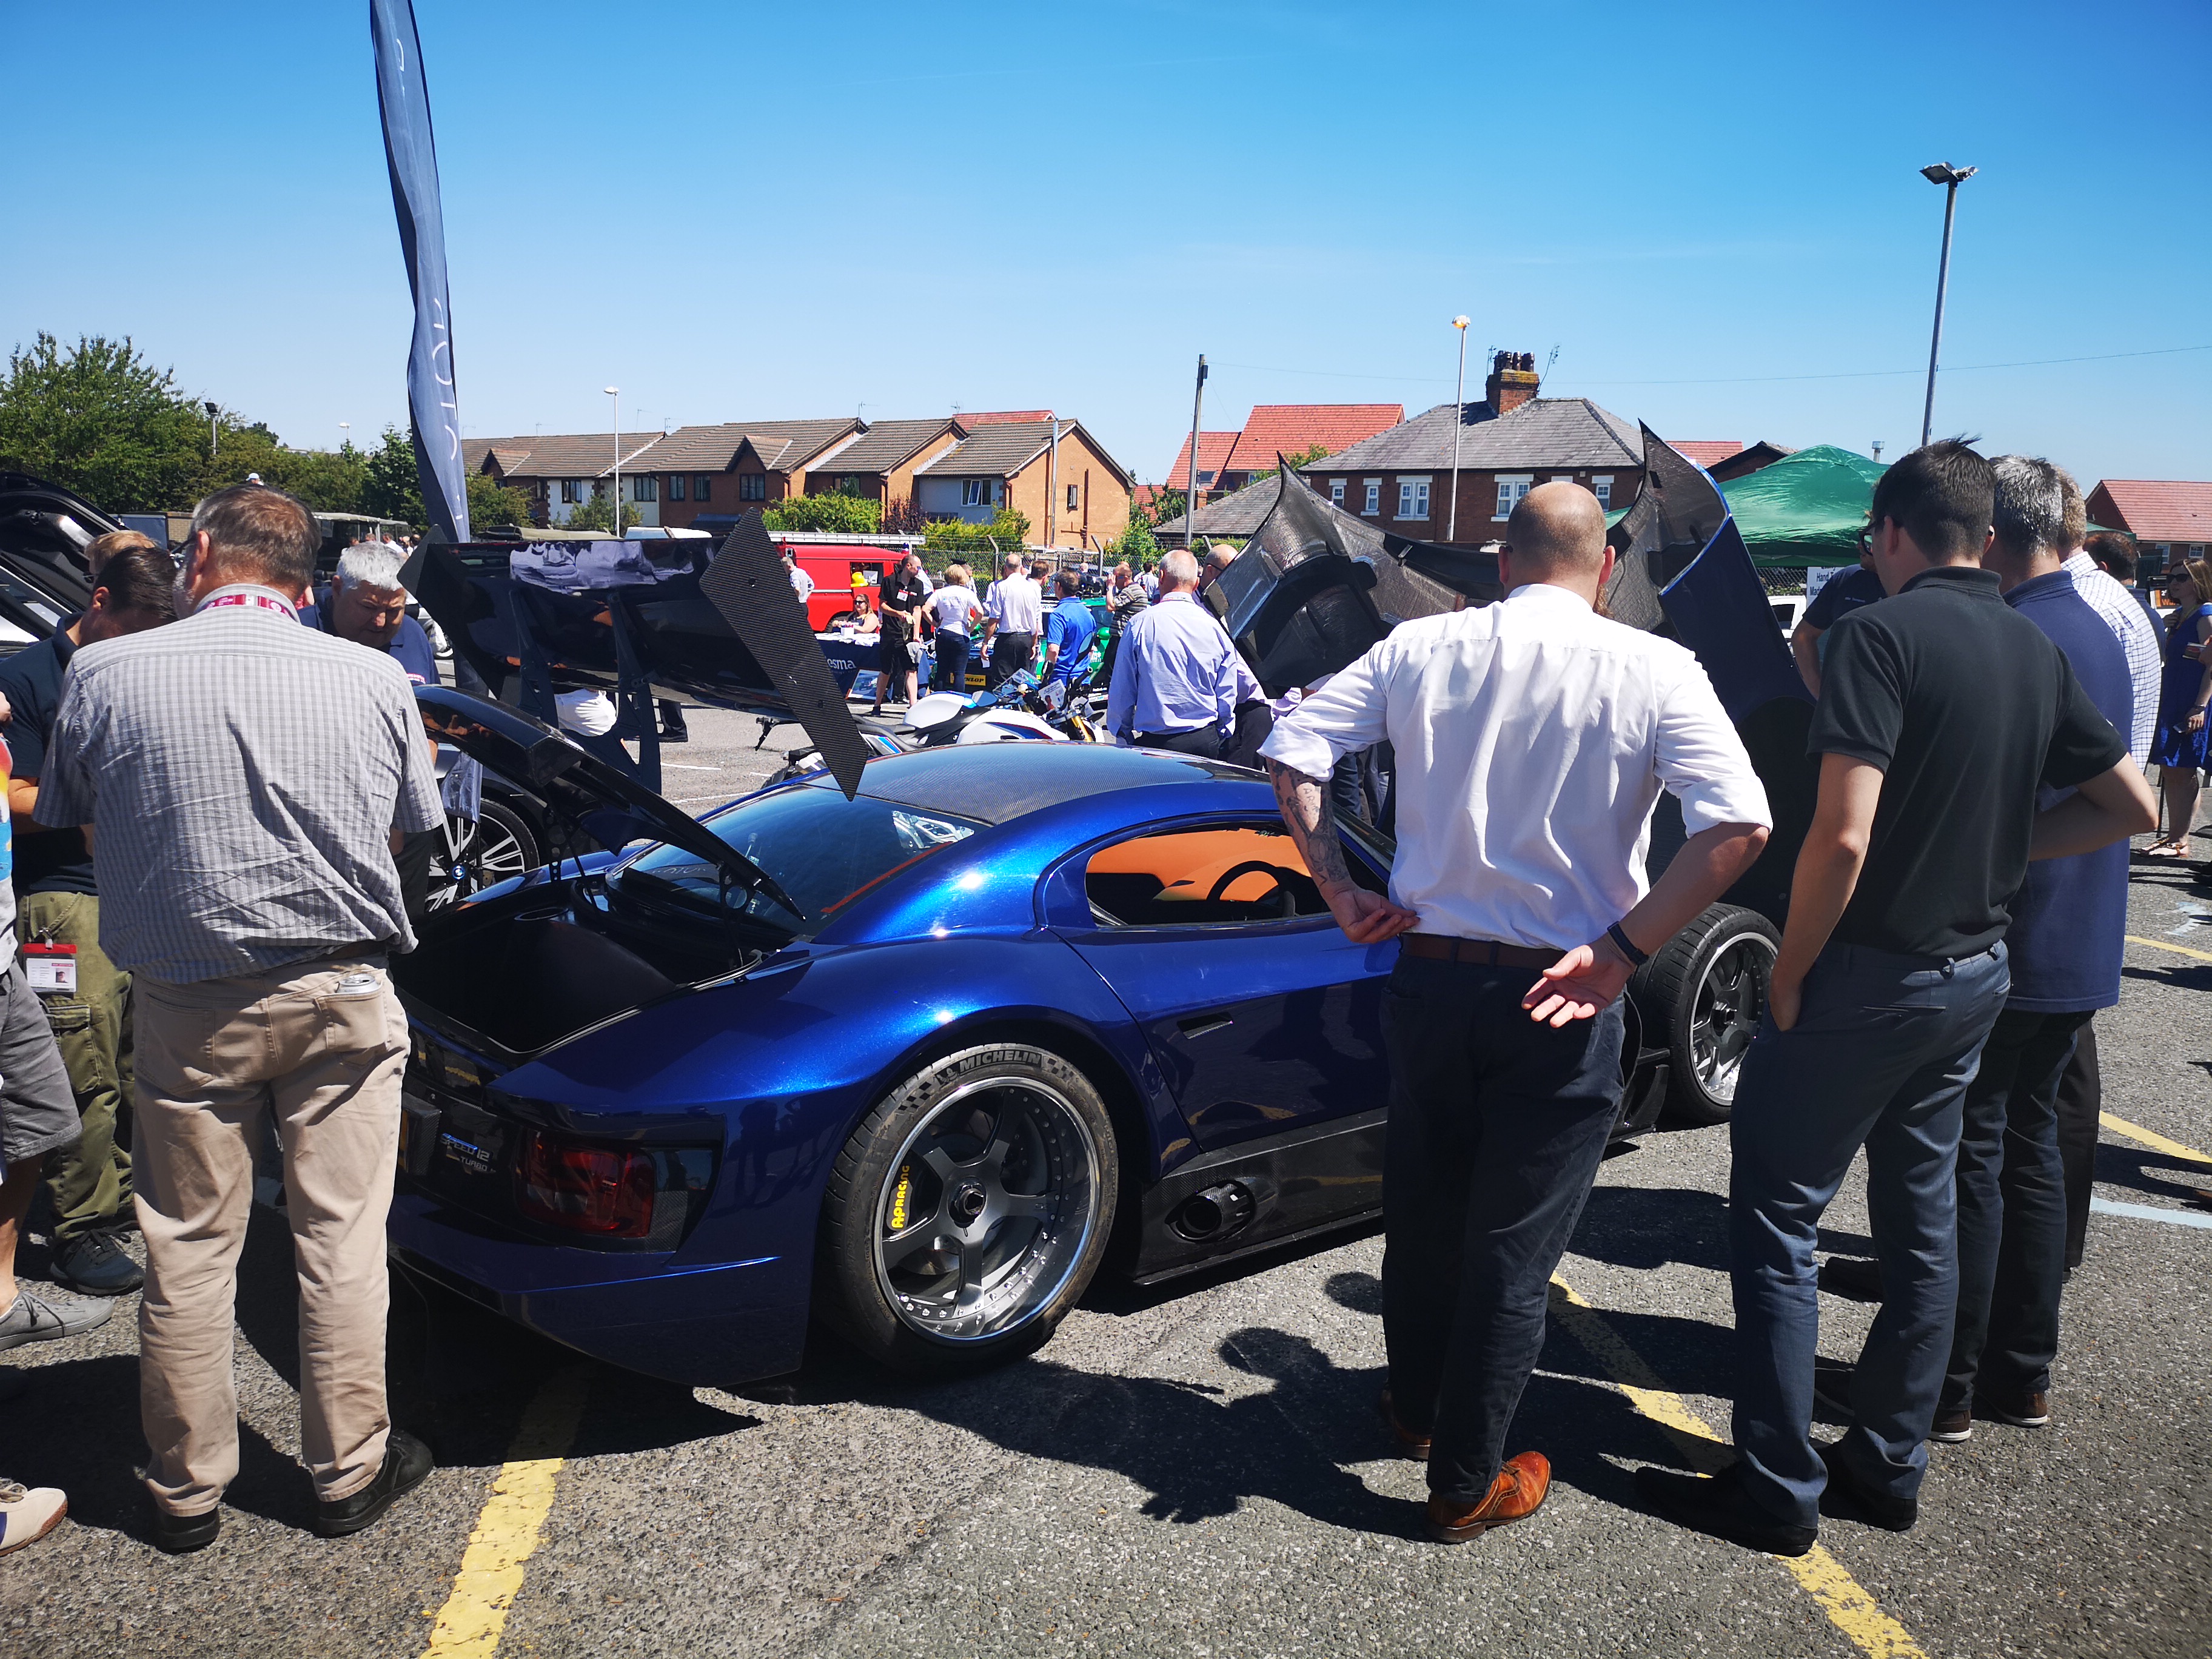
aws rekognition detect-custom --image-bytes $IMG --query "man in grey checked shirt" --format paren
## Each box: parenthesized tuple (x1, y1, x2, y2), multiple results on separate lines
(40, 485, 443, 1553)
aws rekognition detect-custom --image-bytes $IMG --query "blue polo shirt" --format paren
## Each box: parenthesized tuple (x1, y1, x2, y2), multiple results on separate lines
(309, 586, 440, 685)
(2002, 568, 2134, 1011)
(1042, 594, 1098, 685)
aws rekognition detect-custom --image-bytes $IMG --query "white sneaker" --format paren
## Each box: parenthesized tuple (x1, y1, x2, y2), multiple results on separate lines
(0, 1480, 66, 1554)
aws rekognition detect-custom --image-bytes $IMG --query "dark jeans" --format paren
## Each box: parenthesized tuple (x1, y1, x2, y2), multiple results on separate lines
(1332, 745, 1387, 826)
(1222, 699, 1275, 770)
(1379, 954, 1626, 1503)
(985, 632, 1033, 689)
(2055, 1021, 2100, 1270)
(1943, 1007, 2090, 1410)
(933, 633, 971, 693)
(1729, 939, 2009, 1529)
(1131, 726, 1221, 758)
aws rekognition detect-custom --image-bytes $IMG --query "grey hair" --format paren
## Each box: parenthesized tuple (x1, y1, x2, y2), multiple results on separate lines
(1989, 455, 2084, 557)
(1158, 548, 1200, 587)
(335, 540, 407, 594)
(999, 550, 1025, 574)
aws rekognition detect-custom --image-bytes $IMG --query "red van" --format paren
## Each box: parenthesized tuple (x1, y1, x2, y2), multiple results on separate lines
(780, 543, 911, 632)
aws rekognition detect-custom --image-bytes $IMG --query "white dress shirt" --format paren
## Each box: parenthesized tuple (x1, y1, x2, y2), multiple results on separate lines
(2063, 550, 2160, 763)
(1261, 581, 1771, 950)
(984, 574, 1042, 636)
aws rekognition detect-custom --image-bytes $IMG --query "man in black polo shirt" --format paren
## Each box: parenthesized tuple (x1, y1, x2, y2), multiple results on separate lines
(1638, 442, 2154, 1556)
(0, 538, 176, 1295)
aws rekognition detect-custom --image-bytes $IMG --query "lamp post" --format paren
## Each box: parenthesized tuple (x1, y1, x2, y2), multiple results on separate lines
(1917, 163, 1976, 449)
(1447, 315, 1470, 541)
(338, 421, 350, 453)
(604, 386, 620, 534)
(1182, 355, 1207, 548)
(204, 400, 219, 458)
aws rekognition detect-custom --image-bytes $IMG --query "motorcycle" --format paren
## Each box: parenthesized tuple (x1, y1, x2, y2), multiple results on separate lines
(901, 670, 1103, 747)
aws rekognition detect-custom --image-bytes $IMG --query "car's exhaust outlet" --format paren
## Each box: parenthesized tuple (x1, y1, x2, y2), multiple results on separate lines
(1170, 1182, 1258, 1242)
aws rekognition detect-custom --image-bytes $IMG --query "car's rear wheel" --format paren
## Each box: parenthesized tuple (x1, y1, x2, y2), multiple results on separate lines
(1632, 903, 1778, 1127)
(820, 1044, 1118, 1373)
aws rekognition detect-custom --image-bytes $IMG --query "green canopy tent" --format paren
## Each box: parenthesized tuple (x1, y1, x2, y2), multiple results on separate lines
(1717, 444, 1885, 568)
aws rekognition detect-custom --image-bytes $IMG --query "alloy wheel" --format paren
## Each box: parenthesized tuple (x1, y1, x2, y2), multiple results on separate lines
(1687, 933, 1774, 1105)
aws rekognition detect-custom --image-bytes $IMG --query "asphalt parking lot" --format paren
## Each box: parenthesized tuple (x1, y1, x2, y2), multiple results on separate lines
(3, 706, 2206, 1658)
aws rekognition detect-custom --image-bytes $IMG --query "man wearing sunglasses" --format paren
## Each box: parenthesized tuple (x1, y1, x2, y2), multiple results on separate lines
(1789, 527, 1889, 697)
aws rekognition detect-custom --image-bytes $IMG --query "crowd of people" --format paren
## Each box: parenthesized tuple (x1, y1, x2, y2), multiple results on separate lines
(0, 438, 2194, 1564)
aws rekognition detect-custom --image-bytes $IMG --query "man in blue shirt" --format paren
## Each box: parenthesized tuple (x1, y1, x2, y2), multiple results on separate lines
(1791, 555, 1886, 697)
(1040, 568, 1099, 689)
(1105, 549, 1241, 756)
(1936, 458, 2135, 1444)
(313, 541, 442, 685)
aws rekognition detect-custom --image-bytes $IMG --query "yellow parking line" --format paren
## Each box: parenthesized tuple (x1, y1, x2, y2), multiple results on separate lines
(2099, 1111, 2212, 1168)
(421, 1367, 592, 1659)
(1550, 1276, 1929, 1659)
(2125, 932, 2212, 965)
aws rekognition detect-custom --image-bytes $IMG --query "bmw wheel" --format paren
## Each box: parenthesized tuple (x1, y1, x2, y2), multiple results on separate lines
(424, 799, 538, 913)
(1631, 903, 1779, 1127)
(820, 1044, 1118, 1373)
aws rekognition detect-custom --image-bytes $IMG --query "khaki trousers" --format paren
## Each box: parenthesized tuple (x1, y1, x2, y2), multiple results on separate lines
(24, 891, 135, 1239)
(132, 953, 406, 1516)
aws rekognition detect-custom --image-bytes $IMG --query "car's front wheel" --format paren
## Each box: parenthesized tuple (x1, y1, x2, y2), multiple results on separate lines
(1632, 903, 1779, 1126)
(424, 799, 538, 913)
(820, 1044, 1118, 1373)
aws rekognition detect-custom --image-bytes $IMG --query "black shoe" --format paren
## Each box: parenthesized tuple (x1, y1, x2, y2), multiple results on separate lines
(52, 1230, 144, 1296)
(1817, 1442, 1917, 1531)
(151, 1504, 220, 1554)
(1818, 1256, 1884, 1302)
(1635, 1463, 1817, 1557)
(313, 1429, 432, 1538)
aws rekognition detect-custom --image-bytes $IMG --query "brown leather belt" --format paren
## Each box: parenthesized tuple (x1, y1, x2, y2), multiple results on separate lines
(1399, 933, 1558, 969)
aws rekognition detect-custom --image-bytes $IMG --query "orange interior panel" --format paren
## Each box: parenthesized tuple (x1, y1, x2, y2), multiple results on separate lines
(1087, 828, 1310, 905)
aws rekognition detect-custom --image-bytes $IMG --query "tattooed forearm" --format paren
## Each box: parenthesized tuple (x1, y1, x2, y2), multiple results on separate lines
(1266, 758, 1357, 897)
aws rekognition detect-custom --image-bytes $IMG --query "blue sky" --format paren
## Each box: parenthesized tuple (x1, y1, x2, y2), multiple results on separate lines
(4, 1, 2206, 486)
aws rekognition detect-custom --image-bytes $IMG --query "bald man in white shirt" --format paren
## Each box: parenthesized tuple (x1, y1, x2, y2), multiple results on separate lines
(1262, 483, 1772, 1544)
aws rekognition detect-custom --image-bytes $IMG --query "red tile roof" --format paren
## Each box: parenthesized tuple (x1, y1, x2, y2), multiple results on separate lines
(2089, 479, 2212, 544)
(1666, 440, 1744, 467)
(1165, 431, 1240, 491)
(955, 410, 1053, 426)
(1223, 404, 1404, 476)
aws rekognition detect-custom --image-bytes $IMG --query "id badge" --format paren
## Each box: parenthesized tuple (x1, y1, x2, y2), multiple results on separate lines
(24, 940, 77, 995)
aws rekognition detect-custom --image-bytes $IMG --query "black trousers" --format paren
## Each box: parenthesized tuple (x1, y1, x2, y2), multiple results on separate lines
(985, 632, 1034, 689)
(2055, 1021, 2100, 1270)
(1131, 726, 1221, 758)
(1943, 1007, 2089, 1410)
(1380, 954, 1626, 1501)
(1221, 699, 1274, 770)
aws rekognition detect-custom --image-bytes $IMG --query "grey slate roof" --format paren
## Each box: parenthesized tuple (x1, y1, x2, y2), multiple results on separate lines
(808, 418, 960, 475)
(1299, 398, 1641, 475)
(1156, 474, 1283, 542)
(468, 432, 669, 480)
(915, 419, 1065, 479)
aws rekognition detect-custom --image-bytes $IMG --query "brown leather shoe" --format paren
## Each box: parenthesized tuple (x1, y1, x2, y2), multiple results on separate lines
(1426, 1452, 1550, 1543)
(1929, 1405, 1973, 1443)
(1378, 1389, 1431, 1461)
(1975, 1390, 2050, 1429)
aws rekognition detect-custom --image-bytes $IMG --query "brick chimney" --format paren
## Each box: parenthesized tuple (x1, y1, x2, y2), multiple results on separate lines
(1485, 350, 1540, 417)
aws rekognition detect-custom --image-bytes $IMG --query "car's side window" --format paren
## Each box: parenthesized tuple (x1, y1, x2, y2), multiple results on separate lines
(1082, 822, 1382, 928)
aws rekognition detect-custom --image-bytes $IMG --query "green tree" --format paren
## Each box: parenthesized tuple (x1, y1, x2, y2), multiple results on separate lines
(1243, 443, 1333, 485)
(1109, 515, 1161, 566)
(466, 470, 536, 532)
(922, 507, 1031, 559)
(1136, 487, 1187, 529)
(360, 427, 424, 527)
(562, 488, 641, 534)
(763, 491, 882, 534)
(0, 332, 215, 511)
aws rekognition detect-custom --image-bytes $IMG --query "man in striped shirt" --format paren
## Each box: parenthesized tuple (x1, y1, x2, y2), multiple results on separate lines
(41, 486, 443, 1553)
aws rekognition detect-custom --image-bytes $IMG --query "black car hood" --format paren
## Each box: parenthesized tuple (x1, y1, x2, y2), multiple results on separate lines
(0, 472, 109, 640)
(414, 686, 785, 898)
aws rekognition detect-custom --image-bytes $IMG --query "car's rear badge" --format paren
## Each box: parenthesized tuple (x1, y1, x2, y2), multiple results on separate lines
(439, 1131, 495, 1177)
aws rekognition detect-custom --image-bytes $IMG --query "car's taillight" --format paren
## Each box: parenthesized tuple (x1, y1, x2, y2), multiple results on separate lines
(514, 1129, 656, 1238)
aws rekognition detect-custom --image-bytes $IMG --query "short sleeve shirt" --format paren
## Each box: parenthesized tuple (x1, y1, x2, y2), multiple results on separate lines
(1810, 566, 2125, 959)
(928, 586, 982, 631)
(1804, 565, 1886, 631)
(0, 632, 96, 896)
(1043, 597, 1099, 683)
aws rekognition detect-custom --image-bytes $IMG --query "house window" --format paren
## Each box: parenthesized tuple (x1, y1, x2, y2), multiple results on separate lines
(840, 475, 865, 494)
(1066, 484, 1079, 512)
(1396, 478, 1430, 521)
(667, 474, 686, 501)
(559, 479, 581, 504)
(962, 479, 989, 508)
(632, 474, 657, 502)
(1494, 475, 1533, 520)
(738, 473, 766, 502)
(1196, 470, 1215, 486)
(1362, 479, 1380, 516)
(1592, 475, 1613, 509)
(1330, 478, 1346, 506)
(694, 475, 713, 502)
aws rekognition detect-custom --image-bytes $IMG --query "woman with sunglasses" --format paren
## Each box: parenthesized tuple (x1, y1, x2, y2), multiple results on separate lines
(2147, 555, 2212, 856)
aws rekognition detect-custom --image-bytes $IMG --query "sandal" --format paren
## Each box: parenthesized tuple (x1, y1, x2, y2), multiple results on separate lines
(2144, 841, 2191, 858)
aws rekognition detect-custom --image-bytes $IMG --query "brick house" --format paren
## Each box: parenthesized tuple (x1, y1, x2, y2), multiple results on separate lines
(2085, 478, 2212, 582)
(1296, 354, 1643, 546)
(913, 418, 1134, 552)
(799, 418, 967, 526)
(465, 432, 670, 527)
(634, 418, 862, 530)
(1165, 404, 1405, 504)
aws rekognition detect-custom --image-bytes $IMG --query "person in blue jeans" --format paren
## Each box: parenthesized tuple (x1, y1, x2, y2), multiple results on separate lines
(1638, 441, 2154, 1556)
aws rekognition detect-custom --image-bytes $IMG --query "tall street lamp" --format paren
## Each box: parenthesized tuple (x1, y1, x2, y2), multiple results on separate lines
(338, 421, 350, 452)
(604, 386, 620, 534)
(1918, 162, 1976, 449)
(1447, 315, 1470, 542)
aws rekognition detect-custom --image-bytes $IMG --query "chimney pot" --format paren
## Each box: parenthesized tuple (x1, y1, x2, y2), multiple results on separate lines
(1485, 350, 1541, 418)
